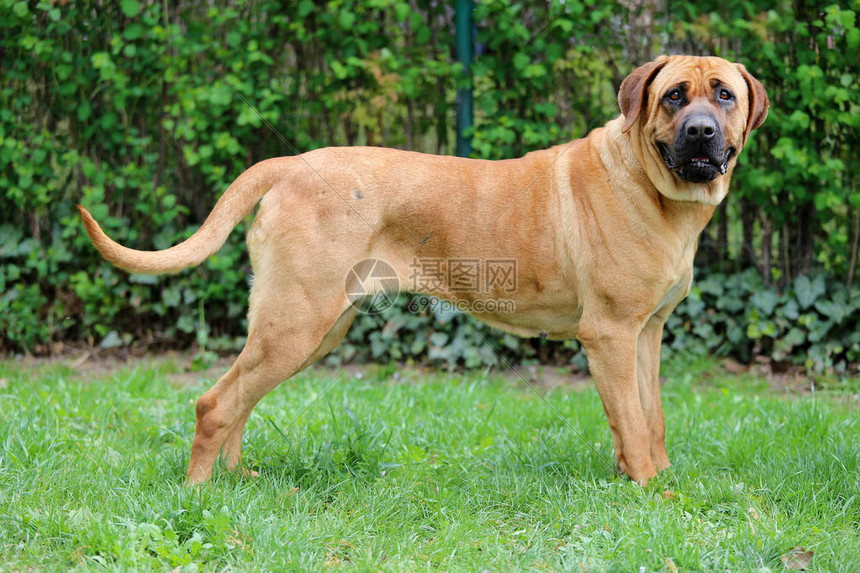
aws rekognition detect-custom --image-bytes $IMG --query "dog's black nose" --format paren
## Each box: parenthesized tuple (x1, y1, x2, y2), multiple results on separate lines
(684, 115, 718, 143)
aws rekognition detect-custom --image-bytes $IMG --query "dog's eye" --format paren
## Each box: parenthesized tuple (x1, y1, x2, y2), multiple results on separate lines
(718, 88, 734, 101)
(668, 89, 682, 101)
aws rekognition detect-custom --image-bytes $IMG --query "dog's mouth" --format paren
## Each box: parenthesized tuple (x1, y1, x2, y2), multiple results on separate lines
(657, 142, 735, 183)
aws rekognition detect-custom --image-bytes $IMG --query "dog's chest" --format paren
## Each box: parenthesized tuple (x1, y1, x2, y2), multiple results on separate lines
(654, 272, 692, 318)
(649, 251, 696, 320)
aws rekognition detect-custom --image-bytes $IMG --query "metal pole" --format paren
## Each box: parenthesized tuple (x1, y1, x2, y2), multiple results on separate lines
(455, 0, 473, 157)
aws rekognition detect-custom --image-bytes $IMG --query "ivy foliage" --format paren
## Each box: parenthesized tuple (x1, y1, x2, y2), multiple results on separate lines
(1, 0, 858, 373)
(667, 270, 860, 373)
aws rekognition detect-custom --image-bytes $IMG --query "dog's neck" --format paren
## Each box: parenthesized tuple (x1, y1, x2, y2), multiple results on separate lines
(595, 116, 719, 247)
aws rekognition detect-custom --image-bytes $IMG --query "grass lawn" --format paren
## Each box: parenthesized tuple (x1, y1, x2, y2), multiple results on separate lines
(0, 355, 857, 571)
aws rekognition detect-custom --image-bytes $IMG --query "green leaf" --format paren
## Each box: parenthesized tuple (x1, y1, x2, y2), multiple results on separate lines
(394, 2, 410, 22)
(780, 327, 807, 349)
(100, 330, 125, 349)
(77, 102, 92, 122)
(18, 173, 32, 189)
(513, 52, 530, 70)
(339, 11, 356, 30)
(780, 299, 800, 321)
(555, 19, 574, 33)
(13, 2, 28, 18)
(429, 332, 448, 347)
(750, 289, 778, 316)
(120, 0, 141, 18)
(129, 273, 158, 285)
(847, 27, 860, 50)
(124, 23, 144, 40)
(298, 0, 314, 18)
(795, 275, 826, 310)
(814, 299, 849, 324)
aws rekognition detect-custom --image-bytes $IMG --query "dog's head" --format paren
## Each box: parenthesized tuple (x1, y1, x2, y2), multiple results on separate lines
(618, 55, 769, 205)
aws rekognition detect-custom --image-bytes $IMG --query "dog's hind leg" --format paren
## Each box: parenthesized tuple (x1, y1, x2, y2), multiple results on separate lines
(186, 289, 359, 484)
(219, 305, 359, 475)
(184, 181, 376, 484)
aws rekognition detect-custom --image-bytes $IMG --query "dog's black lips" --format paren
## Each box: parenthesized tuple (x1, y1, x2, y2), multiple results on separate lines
(657, 142, 675, 169)
(656, 143, 736, 182)
(719, 148, 735, 174)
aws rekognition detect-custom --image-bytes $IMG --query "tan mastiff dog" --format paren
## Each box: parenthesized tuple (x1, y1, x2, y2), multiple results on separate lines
(79, 55, 768, 485)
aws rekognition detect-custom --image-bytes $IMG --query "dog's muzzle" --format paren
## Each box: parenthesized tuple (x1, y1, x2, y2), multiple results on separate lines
(657, 114, 735, 183)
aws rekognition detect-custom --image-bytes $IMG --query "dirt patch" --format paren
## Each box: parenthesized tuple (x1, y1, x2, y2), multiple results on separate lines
(4, 349, 229, 385)
(4, 351, 855, 401)
(4, 349, 593, 391)
(506, 363, 592, 391)
(720, 357, 860, 397)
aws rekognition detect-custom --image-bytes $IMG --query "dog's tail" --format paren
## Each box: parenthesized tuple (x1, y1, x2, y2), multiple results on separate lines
(79, 158, 282, 275)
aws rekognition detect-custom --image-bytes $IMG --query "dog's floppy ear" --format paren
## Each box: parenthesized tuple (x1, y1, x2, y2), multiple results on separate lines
(734, 63, 769, 142)
(619, 55, 670, 134)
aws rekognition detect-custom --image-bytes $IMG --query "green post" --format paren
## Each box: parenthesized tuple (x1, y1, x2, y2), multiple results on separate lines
(455, 0, 473, 157)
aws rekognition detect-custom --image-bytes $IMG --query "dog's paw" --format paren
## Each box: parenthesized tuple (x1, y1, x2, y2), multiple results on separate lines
(616, 459, 657, 486)
(237, 467, 260, 479)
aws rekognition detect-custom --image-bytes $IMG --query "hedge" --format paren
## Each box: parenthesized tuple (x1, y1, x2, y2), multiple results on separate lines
(1, 0, 858, 373)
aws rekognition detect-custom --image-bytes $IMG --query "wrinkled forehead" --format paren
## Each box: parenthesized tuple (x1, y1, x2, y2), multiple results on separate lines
(650, 56, 748, 99)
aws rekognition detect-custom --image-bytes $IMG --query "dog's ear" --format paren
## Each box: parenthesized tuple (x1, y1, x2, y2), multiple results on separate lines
(734, 63, 769, 142)
(619, 56, 670, 134)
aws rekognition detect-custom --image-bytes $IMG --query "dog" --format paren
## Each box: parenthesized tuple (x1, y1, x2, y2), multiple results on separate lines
(79, 55, 768, 485)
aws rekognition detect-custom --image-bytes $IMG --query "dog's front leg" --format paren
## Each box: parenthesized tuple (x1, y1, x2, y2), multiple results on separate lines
(579, 322, 656, 485)
(636, 318, 670, 472)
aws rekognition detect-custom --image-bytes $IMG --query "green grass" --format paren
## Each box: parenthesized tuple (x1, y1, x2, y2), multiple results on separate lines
(0, 357, 858, 572)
